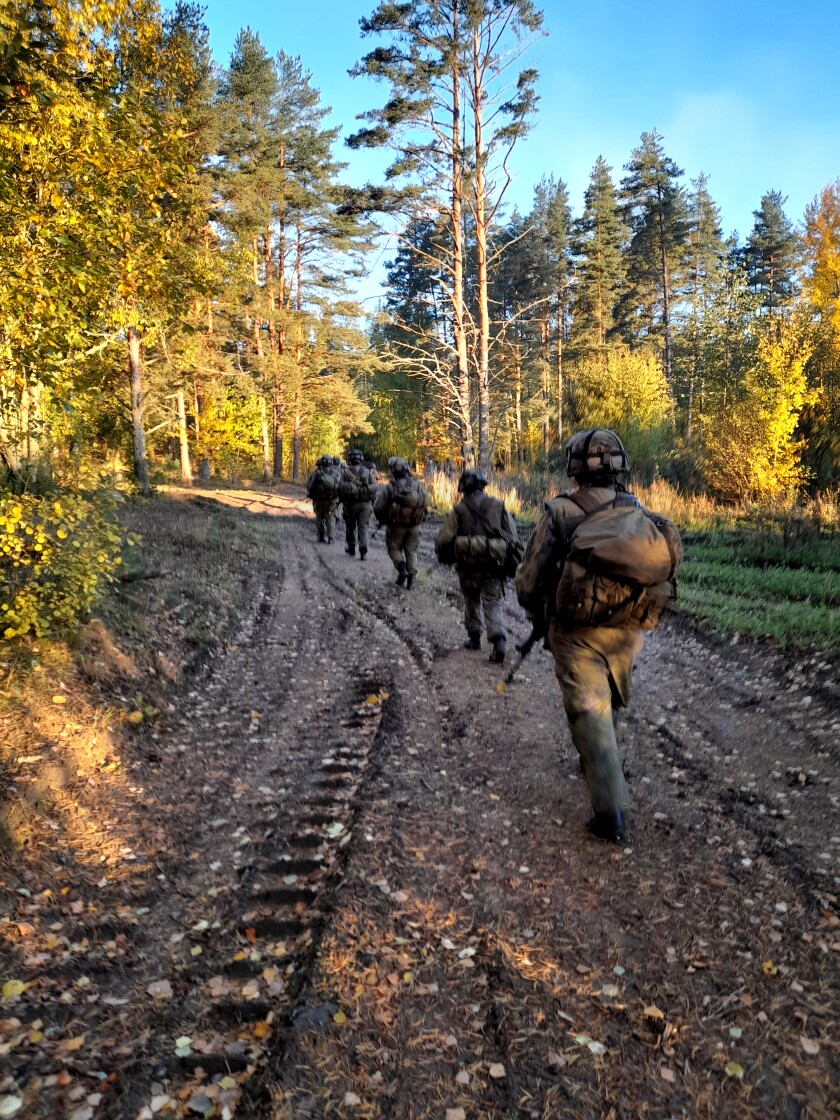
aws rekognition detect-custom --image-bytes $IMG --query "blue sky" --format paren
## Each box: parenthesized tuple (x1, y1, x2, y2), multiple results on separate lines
(196, 0, 840, 297)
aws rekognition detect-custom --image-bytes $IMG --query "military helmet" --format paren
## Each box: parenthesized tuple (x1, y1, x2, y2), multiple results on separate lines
(565, 428, 628, 478)
(316, 454, 331, 468)
(347, 448, 364, 464)
(389, 456, 411, 478)
(458, 469, 488, 494)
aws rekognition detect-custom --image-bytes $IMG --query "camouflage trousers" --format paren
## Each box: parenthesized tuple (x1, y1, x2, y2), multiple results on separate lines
(548, 624, 645, 816)
(343, 501, 372, 552)
(385, 525, 421, 575)
(313, 500, 336, 542)
(459, 572, 505, 642)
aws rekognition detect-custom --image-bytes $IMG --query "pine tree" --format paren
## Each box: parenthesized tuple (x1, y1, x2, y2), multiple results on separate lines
(744, 190, 800, 316)
(349, 0, 542, 469)
(570, 156, 626, 358)
(673, 173, 727, 437)
(617, 131, 689, 386)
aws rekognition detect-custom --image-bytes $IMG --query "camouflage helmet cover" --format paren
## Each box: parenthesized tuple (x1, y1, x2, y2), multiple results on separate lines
(316, 454, 332, 468)
(389, 456, 411, 478)
(458, 469, 488, 493)
(565, 428, 628, 478)
(347, 448, 364, 463)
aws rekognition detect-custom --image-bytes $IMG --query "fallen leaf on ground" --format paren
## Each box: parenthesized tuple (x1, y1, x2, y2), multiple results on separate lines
(643, 1005, 665, 1021)
(455, 1070, 470, 1085)
(725, 1061, 744, 1079)
(343, 1092, 361, 1106)
(1, 981, 25, 998)
(0, 1098, 22, 1118)
(146, 980, 173, 1000)
(660, 1066, 675, 1082)
(488, 1062, 506, 1079)
(446, 1109, 466, 1120)
(800, 1036, 820, 1055)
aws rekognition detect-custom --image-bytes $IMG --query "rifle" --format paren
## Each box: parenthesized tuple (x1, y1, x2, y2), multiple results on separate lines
(504, 624, 545, 684)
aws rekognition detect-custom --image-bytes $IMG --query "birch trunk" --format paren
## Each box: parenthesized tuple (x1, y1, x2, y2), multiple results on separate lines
(127, 325, 150, 495)
(176, 388, 192, 484)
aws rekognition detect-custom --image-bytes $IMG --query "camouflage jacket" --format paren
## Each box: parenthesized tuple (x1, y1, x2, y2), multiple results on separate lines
(515, 484, 620, 626)
(374, 476, 428, 527)
(435, 491, 518, 572)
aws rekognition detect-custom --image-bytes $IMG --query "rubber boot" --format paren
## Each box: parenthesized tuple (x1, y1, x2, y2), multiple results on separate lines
(488, 635, 506, 664)
(345, 543, 356, 556)
(463, 630, 481, 651)
(405, 572, 414, 589)
(359, 549, 367, 561)
(396, 561, 408, 587)
(588, 810, 627, 844)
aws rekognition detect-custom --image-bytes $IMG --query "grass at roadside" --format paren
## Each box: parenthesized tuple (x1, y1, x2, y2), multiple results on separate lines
(678, 525, 840, 650)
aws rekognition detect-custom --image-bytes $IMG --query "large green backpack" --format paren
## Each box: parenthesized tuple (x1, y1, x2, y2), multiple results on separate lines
(555, 490, 682, 629)
(308, 468, 338, 501)
(339, 466, 375, 503)
(390, 477, 428, 527)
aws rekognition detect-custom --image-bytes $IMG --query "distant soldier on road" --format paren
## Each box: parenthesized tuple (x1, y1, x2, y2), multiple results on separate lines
(374, 457, 428, 588)
(306, 454, 340, 544)
(340, 448, 377, 560)
(516, 429, 682, 843)
(435, 469, 522, 664)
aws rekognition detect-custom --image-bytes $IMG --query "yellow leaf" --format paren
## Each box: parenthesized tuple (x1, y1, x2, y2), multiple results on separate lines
(64, 1034, 85, 1051)
(496, 681, 505, 693)
(724, 1061, 744, 1079)
(2, 980, 25, 998)
(253, 1021, 271, 1039)
(643, 1005, 665, 1021)
(51, 695, 67, 705)
(127, 710, 144, 725)
(762, 960, 778, 976)
(365, 694, 381, 705)
(333, 1010, 347, 1025)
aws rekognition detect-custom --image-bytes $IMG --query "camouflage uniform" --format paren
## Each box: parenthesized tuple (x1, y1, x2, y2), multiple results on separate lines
(306, 455, 340, 543)
(516, 430, 653, 842)
(435, 473, 518, 662)
(374, 458, 428, 587)
(340, 451, 376, 558)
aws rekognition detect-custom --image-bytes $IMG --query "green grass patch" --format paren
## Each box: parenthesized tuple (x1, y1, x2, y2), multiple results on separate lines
(679, 524, 840, 650)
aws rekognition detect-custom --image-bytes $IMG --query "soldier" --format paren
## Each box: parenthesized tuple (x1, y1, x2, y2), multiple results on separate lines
(305, 454, 340, 543)
(516, 429, 681, 844)
(340, 448, 376, 560)
(373, 457, 428, 588)
(435, 469, 521, 664)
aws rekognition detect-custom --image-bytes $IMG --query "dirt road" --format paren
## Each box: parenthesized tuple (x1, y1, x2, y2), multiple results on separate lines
(2, 487, 838, 1119)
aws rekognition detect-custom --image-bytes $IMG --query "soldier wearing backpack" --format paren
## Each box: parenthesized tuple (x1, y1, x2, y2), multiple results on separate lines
(434, 469, 523, 664)
(516, 429, 682, 844)
(340, 448, 377, 560)
(373, 457, 428, 588)
(306, 454, 341, 543)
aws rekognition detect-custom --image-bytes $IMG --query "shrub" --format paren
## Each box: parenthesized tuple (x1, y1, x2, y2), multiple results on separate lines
(0, 489, 125, 639)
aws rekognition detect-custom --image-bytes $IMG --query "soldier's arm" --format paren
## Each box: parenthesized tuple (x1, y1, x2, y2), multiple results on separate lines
(434, 509, 458, 563)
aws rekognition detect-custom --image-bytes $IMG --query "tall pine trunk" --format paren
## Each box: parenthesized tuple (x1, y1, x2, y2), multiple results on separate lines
(127, 325, 150, 495)
(451, 2, 473, 468)
(473, 27, 490, 471)
(260, 395, 271, 480)
(273, 378, 284, 477)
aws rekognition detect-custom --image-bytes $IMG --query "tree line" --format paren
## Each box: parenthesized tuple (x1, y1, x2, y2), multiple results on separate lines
(1, 0, 839, 510)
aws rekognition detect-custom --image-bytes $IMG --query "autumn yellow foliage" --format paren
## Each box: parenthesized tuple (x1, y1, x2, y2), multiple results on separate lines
(0, 491, 124, 639)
